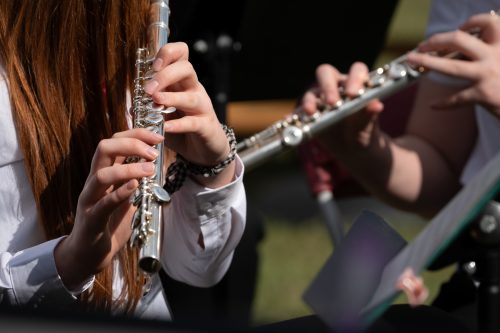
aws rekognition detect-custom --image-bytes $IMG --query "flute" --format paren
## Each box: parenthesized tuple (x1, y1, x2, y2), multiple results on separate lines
(236, 16, 492, 171)
(236, 53, 424, 170)
(129, 0, 175, 274)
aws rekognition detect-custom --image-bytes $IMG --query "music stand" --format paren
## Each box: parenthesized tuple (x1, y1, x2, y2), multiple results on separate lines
(303, 152, 500, 332)
(468, 199, 500, 333)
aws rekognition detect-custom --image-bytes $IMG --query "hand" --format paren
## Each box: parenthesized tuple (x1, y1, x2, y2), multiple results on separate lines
(143, 42, 233, 172)
(55, 129, 164, 290)
(407, 11, 500, 119)
(396, 268, 429, 307)
(301, 62, 384, 152)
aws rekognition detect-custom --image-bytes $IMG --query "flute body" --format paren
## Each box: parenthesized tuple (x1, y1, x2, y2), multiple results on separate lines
(129, 0, 175, 274)
(236, 54, 425, 170)
(237, 15, 495, 171)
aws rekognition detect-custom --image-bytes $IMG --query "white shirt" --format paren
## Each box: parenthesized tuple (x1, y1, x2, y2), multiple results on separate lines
(0, 71, 246, 320)
(426, 0, 500, 184)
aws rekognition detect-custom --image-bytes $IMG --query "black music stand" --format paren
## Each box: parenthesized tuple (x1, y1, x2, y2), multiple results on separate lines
(303, 152, 500, 332)
(468, 199, 500, 333)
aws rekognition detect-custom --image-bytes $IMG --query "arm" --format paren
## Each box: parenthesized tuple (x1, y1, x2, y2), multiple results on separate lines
(0, 238, 87, 307)
(137, 42, 247, 285)
(302, 64, 477, 218)
(162, 156, 246, 287)
(340, 77, 476, 217)
(0, 128, 163, 306)
(300, 11, 500, 218)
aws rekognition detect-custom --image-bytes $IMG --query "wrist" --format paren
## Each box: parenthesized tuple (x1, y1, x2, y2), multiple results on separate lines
(192, 159, 237, 188)
(164, 124, 237, 193)
(54, 235, 93, 291)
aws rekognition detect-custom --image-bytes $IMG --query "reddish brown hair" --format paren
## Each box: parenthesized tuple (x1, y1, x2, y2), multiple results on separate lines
(0, 0, 150, 314)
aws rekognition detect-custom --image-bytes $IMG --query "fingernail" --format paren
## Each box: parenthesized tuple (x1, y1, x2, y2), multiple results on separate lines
(144, 80, 159, 94)
(152, 132, 164, 140)
(126, 179, 136, 190)
(147, 148, 159, 158)
(142, 162, 154, 172)
(152, 58, 163, 71)
(163, 122, 172, 131)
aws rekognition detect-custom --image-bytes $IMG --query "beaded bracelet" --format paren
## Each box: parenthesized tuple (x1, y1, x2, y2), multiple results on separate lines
(163, 124, 237, 194)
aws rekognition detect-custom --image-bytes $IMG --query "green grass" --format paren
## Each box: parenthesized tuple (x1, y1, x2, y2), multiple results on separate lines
(252, 218, 333, 325)
(251, 210, 456, 326)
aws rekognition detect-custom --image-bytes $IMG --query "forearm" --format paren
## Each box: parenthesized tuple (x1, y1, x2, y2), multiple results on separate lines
(192, 159, 236, 189)
(322, 127, 462, 218)
(162, 156, 246, 286)
(1, 238, 82, 308)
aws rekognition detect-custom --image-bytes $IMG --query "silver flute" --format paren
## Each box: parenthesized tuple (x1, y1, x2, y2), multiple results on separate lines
(236, 54, 424, 170)
(236, 18, 493, 170)
(129, 0, 175, 274)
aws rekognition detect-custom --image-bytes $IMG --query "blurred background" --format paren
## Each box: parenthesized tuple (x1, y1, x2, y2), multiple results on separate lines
(227, 0, 454, 326)
(165, 0, 460, 329)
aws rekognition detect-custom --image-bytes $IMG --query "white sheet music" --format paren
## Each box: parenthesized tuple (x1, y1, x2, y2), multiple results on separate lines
(362, 151, 500, 323)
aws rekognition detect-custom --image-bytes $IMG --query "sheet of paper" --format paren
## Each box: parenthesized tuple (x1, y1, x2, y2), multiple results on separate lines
(303, 210, 407, 332)
(303, 151, 500, 331)
(362, 151, 500, 324)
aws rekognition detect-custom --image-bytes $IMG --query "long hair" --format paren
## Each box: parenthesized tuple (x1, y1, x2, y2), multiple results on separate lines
(0, 0, 150, 314)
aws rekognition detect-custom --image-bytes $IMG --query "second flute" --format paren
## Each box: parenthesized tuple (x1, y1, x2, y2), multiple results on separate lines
(236, 13, 497, 171)
(236, 53, 424, 171)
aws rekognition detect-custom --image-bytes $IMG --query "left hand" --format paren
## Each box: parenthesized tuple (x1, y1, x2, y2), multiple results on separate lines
(300, 63, 384, 153)
(55, 129, 164, 289)
(407, 11, 500, 119)
(143, 42, 235, 186)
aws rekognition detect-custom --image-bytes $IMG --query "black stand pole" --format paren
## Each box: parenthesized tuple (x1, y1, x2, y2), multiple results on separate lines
(470, 200, 500, 333)
(316, 190, 344, 247)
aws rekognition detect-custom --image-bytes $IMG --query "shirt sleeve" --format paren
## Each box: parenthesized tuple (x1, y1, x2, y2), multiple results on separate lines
(0, 237, 81, 308)
(161, 155, 246, 287)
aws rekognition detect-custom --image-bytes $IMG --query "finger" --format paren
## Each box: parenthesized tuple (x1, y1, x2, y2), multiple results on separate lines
(431, 87, 478, 109)
(418, 30, 488, 60)
(111, 128, 164, 141)
(82, 162, 155, 205)
(461, 12, 500, 43)
(365, 99, 384, 114)
(315, 64, 342, 105)
(345, 62, 369, 97)
(145, 60, 197, 95)
(151, 90, 205, 114)
(110, 129, 164, 167)
(407, 51, 480, 80)
(152, 42, 189, 72)
(163, 116, 202, 134)
(87, 179, 138, 231)
(90, 137, 161, 175)
(302, 90, 320, 114)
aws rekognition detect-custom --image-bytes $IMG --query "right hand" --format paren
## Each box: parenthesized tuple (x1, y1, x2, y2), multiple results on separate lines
(407, 12, 500, 119)
(54, 128, 164, 290)
(300, 62, 384, 153)
(144, 42, 236, 188)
